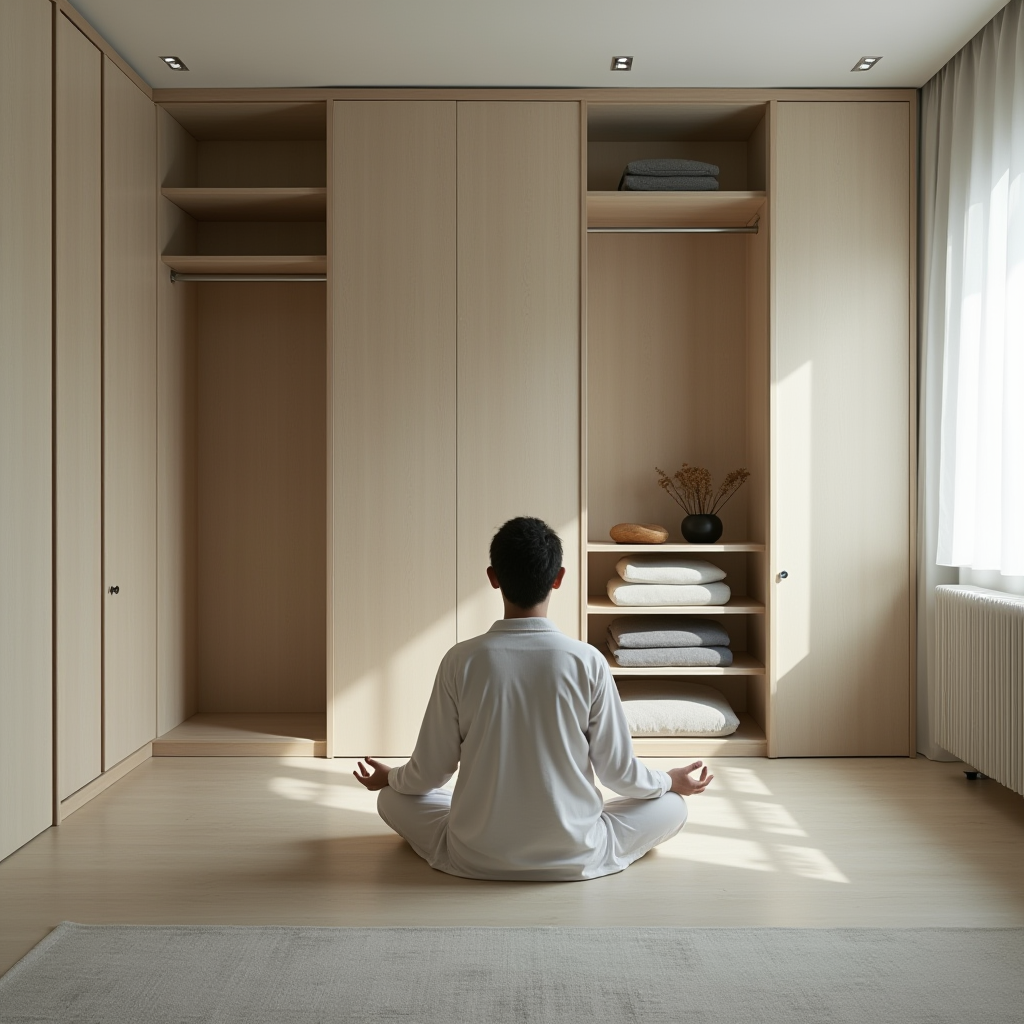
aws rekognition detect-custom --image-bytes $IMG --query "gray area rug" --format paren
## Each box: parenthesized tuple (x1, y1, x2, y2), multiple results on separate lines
(1, 923, 1021, 1023)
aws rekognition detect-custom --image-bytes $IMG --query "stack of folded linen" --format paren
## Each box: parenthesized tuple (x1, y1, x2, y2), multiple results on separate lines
(606, 556, 731, 608)
(607, 615, 733, 668)
(617, 158, 720, 192)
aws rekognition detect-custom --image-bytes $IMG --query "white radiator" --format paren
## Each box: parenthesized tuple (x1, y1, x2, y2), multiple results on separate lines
(935, 585, 1024, 795)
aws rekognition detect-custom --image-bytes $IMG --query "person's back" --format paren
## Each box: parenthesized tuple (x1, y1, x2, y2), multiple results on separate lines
(354, 517, 713, 881)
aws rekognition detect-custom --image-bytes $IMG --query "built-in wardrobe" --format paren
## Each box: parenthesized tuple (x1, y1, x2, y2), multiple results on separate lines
(0, 0, 917, 864)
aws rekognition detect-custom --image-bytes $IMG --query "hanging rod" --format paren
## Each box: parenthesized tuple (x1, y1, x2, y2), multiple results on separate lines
(587, 225, 758, 234)
(169, 271, 327, 283)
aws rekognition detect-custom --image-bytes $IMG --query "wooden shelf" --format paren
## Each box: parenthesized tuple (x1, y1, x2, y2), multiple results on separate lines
(588, 596, 764, 615)
(162, 187, 327, 222)
(161, 255, 326, 275)
(630, 713, 766, 757)
(153, 713, 326, 756)
(588, 542, 765, 553)
(605, 651, 765, 676)
(587, 191, 766, 229)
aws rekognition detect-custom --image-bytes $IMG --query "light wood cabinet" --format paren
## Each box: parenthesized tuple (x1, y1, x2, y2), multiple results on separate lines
(0, 3, 920, 851)
(456, 102, 582, 642)
(772, 101, 913, 756)
(102, 59, 158, 769)
(0, 0, 53, 859)
(55, 15, 104, 799)
(331, 101, 458, 756)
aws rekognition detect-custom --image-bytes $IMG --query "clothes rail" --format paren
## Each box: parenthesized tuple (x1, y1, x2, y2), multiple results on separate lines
(169, 272, 327, 283)
(586, 225, 758, 234)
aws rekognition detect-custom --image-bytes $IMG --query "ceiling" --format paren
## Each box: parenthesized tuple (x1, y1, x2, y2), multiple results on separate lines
(72, 0, 1007, 91)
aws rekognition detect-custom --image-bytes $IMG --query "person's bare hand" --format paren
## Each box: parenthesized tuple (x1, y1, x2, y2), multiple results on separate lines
(667, 760, 713, 797)
(353, 757, 393, 791)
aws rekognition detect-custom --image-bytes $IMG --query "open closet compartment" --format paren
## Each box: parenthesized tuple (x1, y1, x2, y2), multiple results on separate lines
(583, 100, 769, 757)
(159, 101, 327, 276)
(154, 102, 328, 756)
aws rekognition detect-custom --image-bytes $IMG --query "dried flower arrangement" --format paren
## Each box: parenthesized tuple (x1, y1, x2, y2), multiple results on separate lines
(655, 464, 750, 516)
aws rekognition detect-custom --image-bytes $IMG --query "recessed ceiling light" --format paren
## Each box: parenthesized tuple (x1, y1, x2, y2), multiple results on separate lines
(851, 56, 882, 72)
(611, 56, 633, 71)
(159, 55, 189, 71)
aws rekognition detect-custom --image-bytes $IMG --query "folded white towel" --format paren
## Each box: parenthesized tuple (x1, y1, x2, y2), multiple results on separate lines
(610, 616, 731, 648)
(617, 680, 740, 737)
(608, 638, 734, 668)
(616, 557, 726, 585)
(607, 578, 731, 606)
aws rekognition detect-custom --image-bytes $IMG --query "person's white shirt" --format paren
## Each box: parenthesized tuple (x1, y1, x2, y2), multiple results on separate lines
(388, 617, 672, 880)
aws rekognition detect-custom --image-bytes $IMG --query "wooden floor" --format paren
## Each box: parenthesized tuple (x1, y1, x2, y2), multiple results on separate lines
(153, 713, 327, 756)
(3, 755, 1024, 974)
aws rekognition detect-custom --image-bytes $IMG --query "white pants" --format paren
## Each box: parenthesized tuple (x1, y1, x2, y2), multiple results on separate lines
(377, 785, 687, 881)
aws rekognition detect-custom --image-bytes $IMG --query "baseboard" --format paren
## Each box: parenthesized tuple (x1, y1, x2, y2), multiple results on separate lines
(59, 742, 152, 822)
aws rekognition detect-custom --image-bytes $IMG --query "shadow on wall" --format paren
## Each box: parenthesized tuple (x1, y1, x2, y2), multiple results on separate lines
(333, 516, 580, 757)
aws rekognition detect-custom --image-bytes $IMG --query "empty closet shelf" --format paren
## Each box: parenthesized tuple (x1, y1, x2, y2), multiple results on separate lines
(587, 191, 765, 229)
(162, 255, 327, 275)
(161, 187, 328, 222)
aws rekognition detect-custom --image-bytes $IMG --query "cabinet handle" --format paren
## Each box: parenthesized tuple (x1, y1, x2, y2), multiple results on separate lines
(108, 585, 120, 595)
(777, 571, 788, 581)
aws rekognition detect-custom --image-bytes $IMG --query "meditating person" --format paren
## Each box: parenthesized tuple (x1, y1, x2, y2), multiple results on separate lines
(353, 516, 713, 881)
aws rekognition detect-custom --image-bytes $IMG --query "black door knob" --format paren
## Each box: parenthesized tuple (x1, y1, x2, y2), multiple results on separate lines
(108, 585, 119, 595)
(778, 571, 788, 581)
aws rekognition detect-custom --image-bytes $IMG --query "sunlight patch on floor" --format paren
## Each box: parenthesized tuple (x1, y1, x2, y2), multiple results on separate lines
(657, 832, 777, 872)
(267, 758, 849, 883)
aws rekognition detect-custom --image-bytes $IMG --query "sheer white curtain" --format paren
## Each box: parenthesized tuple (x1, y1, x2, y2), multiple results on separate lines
(928, 0, 1024, 573)
(919, 0, 1024, 756)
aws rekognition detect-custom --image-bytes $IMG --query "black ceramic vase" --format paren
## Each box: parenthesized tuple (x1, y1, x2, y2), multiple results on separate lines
(681, 514, 723, 544)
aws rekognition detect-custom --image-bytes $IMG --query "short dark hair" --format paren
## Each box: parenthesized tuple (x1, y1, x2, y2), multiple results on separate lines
(489, 517, 563, 609)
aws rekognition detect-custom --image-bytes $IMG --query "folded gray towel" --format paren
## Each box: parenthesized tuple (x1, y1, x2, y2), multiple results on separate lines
(609, 639, 734, 668)
(626, 158, 720, 177)
(619, 175, 720, 192)
(610, 616, 731, 649)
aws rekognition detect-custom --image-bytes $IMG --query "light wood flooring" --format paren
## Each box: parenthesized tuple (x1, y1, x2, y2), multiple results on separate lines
(3, 755, 1024, 974)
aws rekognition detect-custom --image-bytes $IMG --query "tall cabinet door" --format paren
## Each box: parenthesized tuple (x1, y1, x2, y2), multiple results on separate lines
(773, 101, 912, 756)
(56, 15, 103, 800)
(456, 102, 581, 641)
(103, 60, 157, 769)
(331, 101, 458, 755)
(0, 0, 52, 860)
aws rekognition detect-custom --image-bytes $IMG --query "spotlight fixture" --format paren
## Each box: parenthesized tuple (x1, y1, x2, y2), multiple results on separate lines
(851, 56, 882, 72)
(159, 55, 189, 71)
(611, 56, 633, 71)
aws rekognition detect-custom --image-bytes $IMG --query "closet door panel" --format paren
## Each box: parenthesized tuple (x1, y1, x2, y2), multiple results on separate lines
(103, 59, 157, 769)
(56, 15, 103, 800)
(0, 0, 53, 859)
(331, 101, 457, 755)
(456, 102, 581, 641)
(773, 101, 911, 755)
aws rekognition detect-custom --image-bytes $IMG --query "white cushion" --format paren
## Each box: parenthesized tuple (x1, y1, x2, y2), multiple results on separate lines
(616, 557, 726, 585)
(617, 680, 740, 737)
(607, 579, 731, 606)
